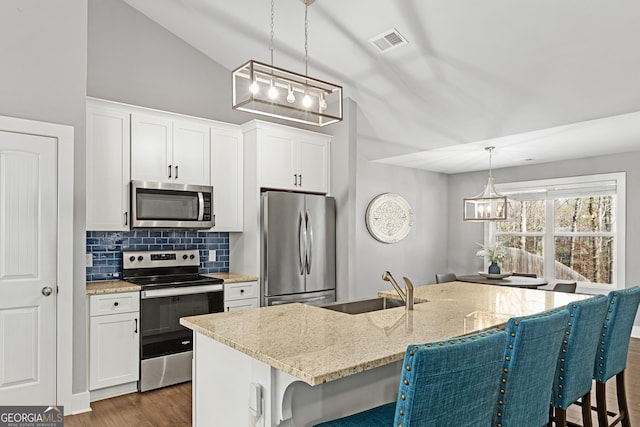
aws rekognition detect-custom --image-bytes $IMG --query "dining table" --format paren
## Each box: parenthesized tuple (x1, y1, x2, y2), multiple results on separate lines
(456, 274, 548, 288)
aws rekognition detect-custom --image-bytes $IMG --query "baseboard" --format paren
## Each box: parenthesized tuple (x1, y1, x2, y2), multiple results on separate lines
(67, 391, 91, 415)
(632, 325, 640, 339)
(90, 381, 138, 402)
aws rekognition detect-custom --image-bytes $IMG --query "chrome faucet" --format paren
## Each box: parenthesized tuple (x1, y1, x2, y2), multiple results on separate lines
(382, 271, 414, 310)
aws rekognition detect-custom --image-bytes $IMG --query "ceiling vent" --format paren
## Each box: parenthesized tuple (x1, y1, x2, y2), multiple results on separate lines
(369, 28, 409, 53)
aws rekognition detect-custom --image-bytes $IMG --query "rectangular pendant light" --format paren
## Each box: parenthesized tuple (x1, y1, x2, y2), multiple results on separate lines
(232, 60, 343, 127)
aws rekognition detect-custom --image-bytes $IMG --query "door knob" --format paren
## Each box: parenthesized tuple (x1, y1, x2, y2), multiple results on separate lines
(42, 286, 53, 296)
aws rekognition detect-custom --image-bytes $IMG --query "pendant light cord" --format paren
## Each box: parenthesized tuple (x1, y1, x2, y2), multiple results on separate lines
(269, 0, 275, 66)
(304, 1, 309, 76)
(486, 146, 495, 178)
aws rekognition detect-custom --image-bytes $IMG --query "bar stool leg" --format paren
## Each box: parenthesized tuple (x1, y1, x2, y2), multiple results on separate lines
(555, 407, 567, 427)
(581, 392, 593, 427)
(616, 371, 630, 427)
(596, 381, 608, 427)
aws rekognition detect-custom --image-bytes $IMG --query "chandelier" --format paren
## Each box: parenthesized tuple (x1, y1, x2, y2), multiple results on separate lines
(463, 146, 508, 221)
(232, 0, 343, 127)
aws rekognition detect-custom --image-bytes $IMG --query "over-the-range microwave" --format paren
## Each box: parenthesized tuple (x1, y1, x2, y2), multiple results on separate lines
(130, 180, 214, 229)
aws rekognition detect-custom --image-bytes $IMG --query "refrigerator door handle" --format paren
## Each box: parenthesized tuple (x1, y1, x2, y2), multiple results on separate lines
(298, 211, 306, 275)
(305, 210, 313, 274)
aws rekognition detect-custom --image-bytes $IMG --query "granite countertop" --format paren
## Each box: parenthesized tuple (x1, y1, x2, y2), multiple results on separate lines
(86, 272, 259, 294)
(180, 281, 590, 386)
(86, 280, 141, 295)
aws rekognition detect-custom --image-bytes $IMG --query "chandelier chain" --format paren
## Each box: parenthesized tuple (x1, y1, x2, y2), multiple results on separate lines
(304, 1, 309, 76)
(269, 0, 275, 65)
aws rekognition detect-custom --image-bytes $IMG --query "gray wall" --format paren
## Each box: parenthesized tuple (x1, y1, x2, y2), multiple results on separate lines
(0, 0, 88, 394)
(448, 151, 640, 325)
(353, 155, 449, 299)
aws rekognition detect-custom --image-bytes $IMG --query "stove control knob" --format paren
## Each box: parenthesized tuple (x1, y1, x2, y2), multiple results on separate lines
(129, 256, 135, 262)
(189, 254, 195, 260)
(137, 256, 144, 262)
(183, 254, 188, 260)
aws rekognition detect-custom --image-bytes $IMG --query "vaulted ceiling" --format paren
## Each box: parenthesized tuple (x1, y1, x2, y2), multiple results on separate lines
(123, 0, 640, 173)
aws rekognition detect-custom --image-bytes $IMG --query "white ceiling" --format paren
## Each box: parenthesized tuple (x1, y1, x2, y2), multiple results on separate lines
(123, 0, 640, 173)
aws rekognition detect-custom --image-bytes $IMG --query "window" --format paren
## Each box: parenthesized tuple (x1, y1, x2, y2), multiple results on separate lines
(487, 173, 625, 289)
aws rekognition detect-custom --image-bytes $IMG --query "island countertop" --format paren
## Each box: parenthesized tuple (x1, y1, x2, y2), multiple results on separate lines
(180, 281, 590, 386)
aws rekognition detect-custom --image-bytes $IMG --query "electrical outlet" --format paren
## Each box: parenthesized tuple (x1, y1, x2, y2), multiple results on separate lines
(86, 253, 93, 267)
(208, 250, 217, 262)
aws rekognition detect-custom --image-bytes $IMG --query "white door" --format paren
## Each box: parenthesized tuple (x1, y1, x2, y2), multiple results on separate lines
(0, 131, 57, 404)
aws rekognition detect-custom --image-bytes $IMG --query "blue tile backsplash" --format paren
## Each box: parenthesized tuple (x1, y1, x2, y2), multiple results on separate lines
(86, 230, 230, 282)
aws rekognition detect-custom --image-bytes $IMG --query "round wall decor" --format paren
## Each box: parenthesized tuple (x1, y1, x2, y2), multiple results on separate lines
(365, 193, 414, 243)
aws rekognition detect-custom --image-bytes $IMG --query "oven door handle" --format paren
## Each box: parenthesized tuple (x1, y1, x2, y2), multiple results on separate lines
(141, 284, 223, 299)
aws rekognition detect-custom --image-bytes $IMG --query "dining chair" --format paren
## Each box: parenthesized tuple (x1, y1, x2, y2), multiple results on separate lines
(493, 307, 569, 427)
(593, 286, 640, 427)
(552, 282, 577, 293)
(511, 272, 537, 278)
(435, 273, 456, 283)
(550, 295, 608, 427)
(313, 329, 506, 427)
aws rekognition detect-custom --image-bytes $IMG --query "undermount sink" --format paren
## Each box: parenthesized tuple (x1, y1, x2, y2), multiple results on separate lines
(321, 297, 422, 315)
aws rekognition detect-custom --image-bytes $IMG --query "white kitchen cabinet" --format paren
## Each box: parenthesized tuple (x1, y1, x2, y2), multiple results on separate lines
(86, 101, 131, 231)
(245, 120, 330, 194)
(210, 125, 243, 231)
(131, 113, 210, 185)
(89, 292, 140, 400)
(223, 281, 258, 312)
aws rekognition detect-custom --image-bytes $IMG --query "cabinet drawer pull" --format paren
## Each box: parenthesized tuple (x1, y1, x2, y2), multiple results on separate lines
(134, 318, 138, 334)
(168, 164, 172, 178)
(114, 301, 119, 307)
(124, 212, 128, 226)
(175, 165, 179, 179)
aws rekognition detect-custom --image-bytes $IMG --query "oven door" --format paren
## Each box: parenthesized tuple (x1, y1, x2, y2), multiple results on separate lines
(140, 284, 223, 360)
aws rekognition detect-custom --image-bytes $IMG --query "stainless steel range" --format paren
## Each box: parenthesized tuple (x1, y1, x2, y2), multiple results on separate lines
(122, 249, 224, 392)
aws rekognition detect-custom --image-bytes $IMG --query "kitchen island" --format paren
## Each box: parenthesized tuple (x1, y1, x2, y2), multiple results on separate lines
(180, 281, 589, 426)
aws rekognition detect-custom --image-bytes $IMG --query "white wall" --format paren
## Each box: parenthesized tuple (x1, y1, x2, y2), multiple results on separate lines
(0, 0, 88, 394)
(448, 151, 640, 326)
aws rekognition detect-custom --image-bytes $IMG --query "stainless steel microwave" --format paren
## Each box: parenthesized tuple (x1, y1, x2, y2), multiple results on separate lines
(131, 180, 214, 229)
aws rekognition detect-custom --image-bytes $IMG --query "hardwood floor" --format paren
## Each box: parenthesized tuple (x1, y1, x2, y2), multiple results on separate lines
(64, 382, 191, 427)
(65, 339, 640, 426)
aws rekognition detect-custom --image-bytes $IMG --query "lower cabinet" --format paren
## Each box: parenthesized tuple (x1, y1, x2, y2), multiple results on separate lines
(224, 281, 259, 312)
(89, 291, 140, 401)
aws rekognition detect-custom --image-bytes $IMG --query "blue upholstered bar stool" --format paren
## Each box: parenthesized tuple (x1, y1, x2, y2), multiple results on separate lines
(593, 286, 640, 427)
(313, 329, 506, 427)
(493, 308, 569, 427)
(550, 295, 608, 427)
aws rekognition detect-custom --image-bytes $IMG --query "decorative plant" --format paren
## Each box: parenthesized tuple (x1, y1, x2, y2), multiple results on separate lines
(476, 242, 506, 264)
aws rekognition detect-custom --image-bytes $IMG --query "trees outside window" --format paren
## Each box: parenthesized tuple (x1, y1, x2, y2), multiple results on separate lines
(489, 173, 625, 288)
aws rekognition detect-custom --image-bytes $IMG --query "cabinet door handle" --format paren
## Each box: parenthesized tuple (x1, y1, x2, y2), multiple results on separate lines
(134, 318, 138, 334)
(168, 164, 172, 178)
(293, 174, 298, 186)
(124, 212, 128, 226)
(175, 165, 179, 179)
(299, 174, 302, 187)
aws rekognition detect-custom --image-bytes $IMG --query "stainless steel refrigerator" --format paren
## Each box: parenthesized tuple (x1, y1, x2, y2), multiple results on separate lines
(261, 191, 336, 306)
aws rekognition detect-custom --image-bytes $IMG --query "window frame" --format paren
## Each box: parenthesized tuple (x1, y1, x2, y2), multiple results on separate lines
(485, 172, 626, 292)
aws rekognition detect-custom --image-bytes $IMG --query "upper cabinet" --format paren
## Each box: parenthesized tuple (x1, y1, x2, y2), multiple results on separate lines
(86, 100, 131, 231)
(86, 98, 244, 232)
(244, 120, 330, 194)
(131, 114, 210, 186)
(210, 125, 243, 232)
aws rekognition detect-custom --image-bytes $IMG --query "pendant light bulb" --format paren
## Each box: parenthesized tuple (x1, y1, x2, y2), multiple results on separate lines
(286, 84, 296, 103)
(302, 93, 312, 108)
(268, 81, 278, 100)
(319, 93, 327, 111)
(249, 80, 259, 95)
